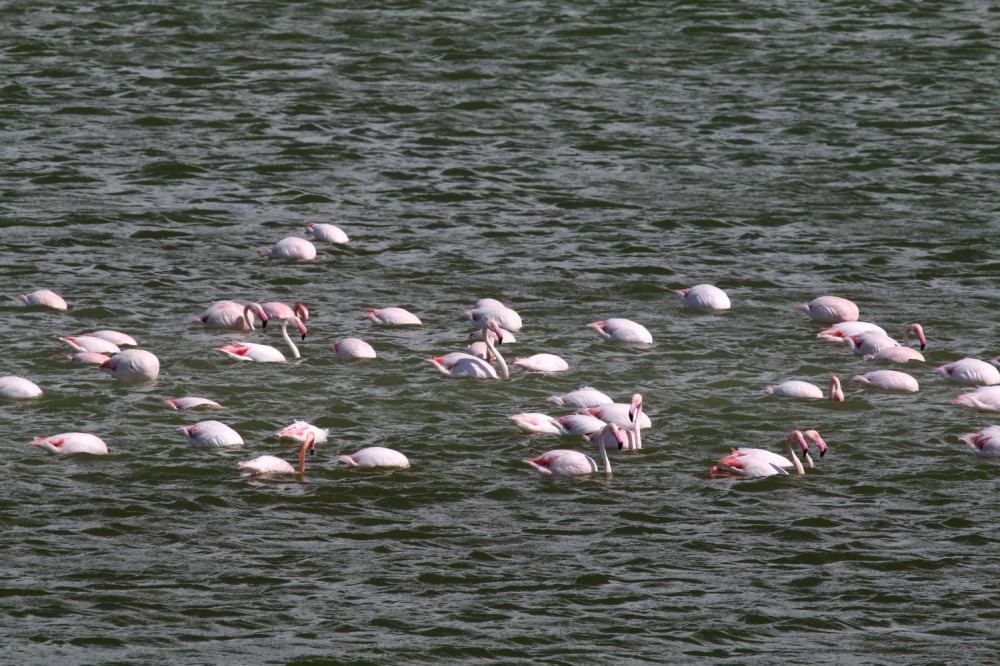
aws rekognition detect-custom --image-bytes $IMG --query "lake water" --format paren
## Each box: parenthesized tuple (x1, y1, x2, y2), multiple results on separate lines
(2, 1, 999, 664)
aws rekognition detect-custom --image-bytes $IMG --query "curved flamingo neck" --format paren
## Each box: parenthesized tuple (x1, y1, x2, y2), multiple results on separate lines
(785, 432, 806, 475)
(297, 434, 315, 475)
(597, 437, 612, 475)
(243, 304, 257, 330)
(482, 323, 509, 379)
(281, 319, 301, 359)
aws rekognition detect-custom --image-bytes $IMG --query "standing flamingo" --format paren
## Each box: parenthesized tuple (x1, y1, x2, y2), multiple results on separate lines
(337, 447, 410, 469)
(546, 386, 613, 408)
(935, 358, 1000, 386)
(952, 386, 1000, 413)
(677, 284, 731, 311)
(524, 422, 625, 477)
(794, 296, 859, 323)
(304, 222, 350, 244)
(216, 317, 302, 362)
(709, 430, 822, 478)
(588, 318, 653, 344)
(239, 432, 316, 477)
(163, 397, 224, 410)
(365, 307, 422, 326)
(258, 237, 316, 260)
(18, 289, 68, 311)
(180, 420, 244, 448)
(27, 432, 108, 455)
(192, 301, 269, 331)
(100, 349, 160, 383)
(0, 376, 43, 398)
(958, 426, 1000, 456)
(763, 376, 843, 401)
(851, 370, 919, 393)
(332, 338, 377, 360)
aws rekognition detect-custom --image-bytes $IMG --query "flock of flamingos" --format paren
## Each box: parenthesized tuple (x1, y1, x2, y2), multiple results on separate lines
(6, 222, 1000, 480)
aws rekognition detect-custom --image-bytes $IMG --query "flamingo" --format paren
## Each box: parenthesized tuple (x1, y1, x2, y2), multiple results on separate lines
(258, 236, 316, 260)
(0, 376, 43, 398)
(100, 349, 160, 383)
(332, 338, 377, 360)
(677, 284, 731, 311)
(524, 422, 625, 477)
(461, 305, 522, 332)
(510, 354, 569, 372)
(952, 386, 1000, 413)
(847, 324, 926, 356)
(429, 320, 508, 379)
(709, 430, 823, 478)
(277, 420, 329, 445)
(794, 296, 859, 323)
(466, 341, 491, 361)
(239, 432, 316, 477)
(59, 335, 120, 355)
(469, 325, 516, 344)
(817, 321, 887, 343)
(337, 446, 410, 469)
(863, 346, 925, 363)
(88, 330, 138, 346)
(545, 386, 614, 408)
(163, 397, 224, 410)
(262, 301, 310, 324)
(216, 317, 302, 362)
(471, 298, 506, 309)
(304, 222, 349, 244)
(935, 358, 1000, 387)
(588, 318, 653, 344)
(551, 413, 609, 437)
(179, 420, 244, 448)
(958, 426, 1000, 456)
(70, 351, 111, 365)
(510, 413, 562, 434)
(27, 432, 108, 455)
(992, 357, 1000, 369)
(365, 307, 422, 326)
(18, 289, 68, 311)
(851, 370, 919, 393)
(763, 376, 844, 401)
(722, 430, 828, 472)
(192, 301, 269, 331)
(577, 394, 648, 450)
(583, 421, 639, 454)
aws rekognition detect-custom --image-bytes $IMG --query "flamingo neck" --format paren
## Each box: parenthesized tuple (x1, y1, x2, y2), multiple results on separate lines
(785, 432, 805, 475)
(597, 438, 612, 475)
(633, 405, 643, 449)
(297, 435, 314, 475)
(281, 319, 301, 359)
(243, 304, 256, 330)
(482, 325, 509, 379)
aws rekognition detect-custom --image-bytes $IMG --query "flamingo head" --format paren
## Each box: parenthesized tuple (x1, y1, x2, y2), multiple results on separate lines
(608, 422, 627, 451)
(485, 319, 504, 345)
(628, 393, 643, 422)
(292, 316, 308, 340)
(829, 375, 844, 402)
(304, 222, 316, 231)
(804, 429, 827, 458)
(305, 431, 317, 455)
(904, 323, 926, 351)
(676, 288, 690, 299)
(792, 302, 810, 313)
(249, 303, 269, 329)
(294, 302, 310, 322)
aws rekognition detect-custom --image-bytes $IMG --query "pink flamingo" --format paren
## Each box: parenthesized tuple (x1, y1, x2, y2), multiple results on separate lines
(847, 323, 926, 356)
(551, 413, 609, 437)
(332, 338, 377, 360)
(239, 432, 316, 478)
(179, 420, 244, 448)
(70, 351, 111, 365)
(763, 376, 844, 401)
(461, 305, 522, 332)
(545, 386, 613, 408)
(677, 284, 731, 311)
(27, 432, 108, 455)
(365, 307, 422, 326)
(304, 222, 349, 244)
(588, 318, 653, 344)
(709, 430, 824, 478)
(851, 370, 919, 393)
(88, 330, 138, 346)
(277, 420, 329, 445)
(100, 349, 160, 383)
(511, 354, 569, 373)
(262, 301, 310, 324)
(428, 320, 508, 379)
(524, 422, 626, 477)
(958, 426, 1000, 456)
(510, 413, 562, 434)
(583, 421, 640, 454)
(863, 347, 925, 363)
(0, 376, 43, 398)
(469, 325, 516, 344)
(18, 289, 68, 311)
(577, 394, 648, 450)
(258, 236, 316, 260)
(935, 358, 1000, 386)
(60, 335, 120, 355)
(952, 386, 1000, 413)
(817, 321, 886, 343)
(216, 317, 302, 362)
(192, 301, 269, 331)
(337, 447, 410, 469)
(163, 397, 223, 410)
(794, 296, 859, 323)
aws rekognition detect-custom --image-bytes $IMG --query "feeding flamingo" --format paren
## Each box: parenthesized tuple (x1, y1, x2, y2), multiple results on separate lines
(545, 386, 614, 408)
(958, 426, 1000, 456)
(17, 289, 68, 311)
(577, 394, 648, 450)
(262, 301, 310, 324)
(216, 317, 303, 362)
(365, 307, 422, 326)
(851, 370, 919, 393)
(583, 421, 640, 454)
(588, 318, 653, 344)
(863, 346, 925, 363)
(88, 330, 138, 346)
(847, 323, 926, 356)
(59, 335, 120, 355)
(239, 432, 316, 478)
(524, 422, 626, 477)
(817, 321, 887, 343)
(163, 397, 224, 410)
(677, 284, 731, 311)
(935, 358, 1000, 387)
(551, 413, 610, 437)
(510, 354, 569, 373)
(277, 420, 329, 445)
(510, 413, 562, 434)
(0, 376, 43, 399)
(794, 296, 859, 323)
(100, 349, 160, 383)
(27, 432, 108, 455)
(192, 301, 269, 331)
(179, 420, 244, 448)
(337, 447, 410, 469)
(952, 386, 1000, 413)
(70, 352, 111, 365)
(709, 430, 825, 478)
(428, 320, 508, 379)
(763, 376, 843, 401)
(304, 222, 349, 244)
(461, 305, 523, 332)
(258, 236, 316, 260)
(332, 338, 377, 360)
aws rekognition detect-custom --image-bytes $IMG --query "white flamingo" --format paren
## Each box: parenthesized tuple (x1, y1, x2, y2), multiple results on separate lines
(763, 376, 843, 401)
(952, 386, 1000, 413)
(677, 284, 731, 311)
(545, 387, 613, 408)
(332, 338, 377, 360)
(588, 318, 653, 344)
(192, 301, 269, 331)
(163, 397, 224, 410)
(239, 432, 316, 478)
(576, 394, 648, 450)
(428, 320, 508, 379)
(863, 346, 925, 363)
(510, 354, 568, 373)
(793, 296, 859, 323)
(851, 370, 919, 393)
(524, 422, 626, 477)
(958, 426, 1000, 456)
(262, 301, 310, 324)
(88, 330, 138, 346)
(337, 447, 410, 469)
(305, 222, 349, 244)
(0, 376, 43, 399)
(461, 305, 522, 332)
(179, 420, 244, 448)
(27, 432, 108, 455)
(935, 358, 1000, 386)
(365, 307, 422, 326)
(817, 321, 887, 343)
(59, 335, 120, 355)
(259, 236, 316, 260)
(18, 289, 68, 311)
(277, 420, 329, 445)
(847, 323, 926, 356)
(510, 413, 562, 434)
(216, 317, 303, 362)
(100, 349, 160, 383)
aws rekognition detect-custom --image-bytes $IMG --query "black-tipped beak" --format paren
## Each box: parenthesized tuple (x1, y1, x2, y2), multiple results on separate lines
(301, 333, 307, 341)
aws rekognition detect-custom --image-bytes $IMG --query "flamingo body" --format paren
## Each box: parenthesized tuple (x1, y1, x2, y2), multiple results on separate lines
(763, 376, 843, 401)
(180, 420, 244, 448)
(337, 446, 410, 469)
(60, 335, 120, 355)
(936, 359, 1000, 387)
(545, 387, 614, 408)
(304, 222, 349, 244)
(577, 402, 652, 430)
(27, 432, 108, 455)
(511, 354, 569, 372)
(959, 426, 1000, 456)
(0, 376, 43, 398)
(101, 349, 160, 383)
(511, 413, 562, 435)
(461, 306, 523, 332)
(164, 397, 223, 410)
(88, 330, 138, 346)
(710, 430, 824, 479)
(193, 301, 267, 331)
(677, 284, 731, 311)
(552, 413, 609, 437)
(583, 422, 633, 454)
(216, 342, 286, 363)
(427, 353, 497, 379)
(18, 289, 68, 311)
(952, 386, 1000, 413)
(794, 296, 859, 323)
(332, 338, 376, 360)
(259, 236, 316, 260)
(864, 347, 925, 363)
(817, 321, 886, 343)
(365, 307, 422, 326)
(277, 420, 329, 445)
(239, 433, 317, 477)
(71, 351, 111, 365)
(851, 370, 919, 393)
(588, 318, 653, 344)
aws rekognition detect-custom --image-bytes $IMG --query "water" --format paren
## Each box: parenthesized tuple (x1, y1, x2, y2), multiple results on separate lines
(2, 1, 999, 663)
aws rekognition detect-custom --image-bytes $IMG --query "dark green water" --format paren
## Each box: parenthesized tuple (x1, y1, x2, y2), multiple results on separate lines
(2, 2, 999, 664)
